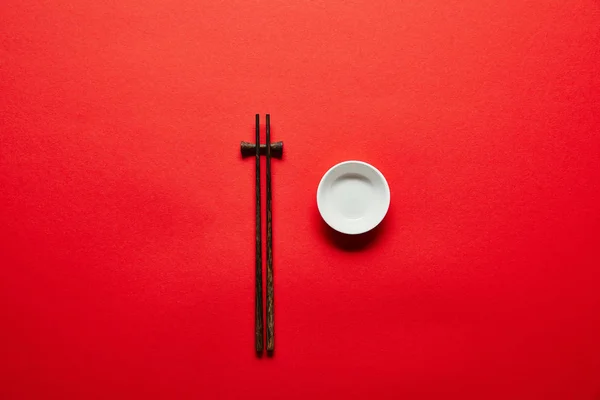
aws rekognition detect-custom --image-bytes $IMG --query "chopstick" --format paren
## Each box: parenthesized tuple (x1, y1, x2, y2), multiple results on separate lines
(265, 114, 274, 353)
(255, 114, 264, 354)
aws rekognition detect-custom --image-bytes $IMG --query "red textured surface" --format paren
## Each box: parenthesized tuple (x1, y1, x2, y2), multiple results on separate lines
(2, 0, 600, 398)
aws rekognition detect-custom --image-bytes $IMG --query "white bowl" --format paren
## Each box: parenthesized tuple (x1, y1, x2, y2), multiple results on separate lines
(317, 160, 390, 235)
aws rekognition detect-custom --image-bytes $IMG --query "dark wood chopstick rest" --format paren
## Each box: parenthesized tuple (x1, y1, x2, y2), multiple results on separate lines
(240, 141, 283, 158)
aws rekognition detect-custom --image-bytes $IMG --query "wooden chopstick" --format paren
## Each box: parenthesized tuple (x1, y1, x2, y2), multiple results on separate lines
(255, 114, 264, 354)
(265, 114, 274, 353)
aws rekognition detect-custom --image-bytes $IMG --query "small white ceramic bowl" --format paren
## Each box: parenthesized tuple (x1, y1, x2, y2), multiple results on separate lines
(317, 160, 390, 235)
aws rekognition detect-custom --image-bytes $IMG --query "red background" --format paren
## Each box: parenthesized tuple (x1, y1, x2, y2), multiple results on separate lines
(2, 0, 600, 398)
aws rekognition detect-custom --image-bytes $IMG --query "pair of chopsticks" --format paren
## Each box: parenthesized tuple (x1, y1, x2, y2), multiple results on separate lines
(254, 114, 274, 354)
(241, 115, 282, 354)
